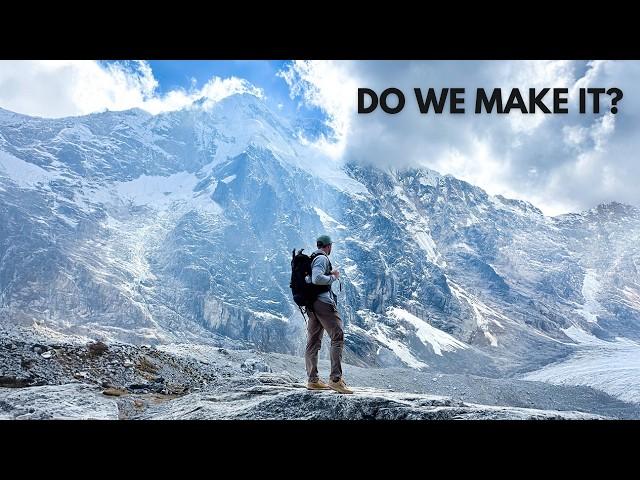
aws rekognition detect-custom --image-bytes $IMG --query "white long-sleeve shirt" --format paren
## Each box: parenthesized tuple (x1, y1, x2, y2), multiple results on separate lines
(306, 249, 337, 305)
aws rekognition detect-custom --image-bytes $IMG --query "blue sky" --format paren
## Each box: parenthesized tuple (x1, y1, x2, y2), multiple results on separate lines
(146, 60, 289, 97)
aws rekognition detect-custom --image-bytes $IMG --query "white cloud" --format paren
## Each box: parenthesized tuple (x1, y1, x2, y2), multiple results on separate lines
(278, 60, 357, 159)
(0, 60, 263, 118)
(280, 60, 640, 215)
(141, 74, 264, 115)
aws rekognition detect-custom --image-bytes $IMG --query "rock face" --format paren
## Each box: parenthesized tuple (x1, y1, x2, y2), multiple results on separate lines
(0, 374, 604, 421)
(240, 358, 272, 374)
(1, 94, 640, 396)
(0, 384, 119, 420)
(87, 341, 109, 356)
(136, 373, 604, 420)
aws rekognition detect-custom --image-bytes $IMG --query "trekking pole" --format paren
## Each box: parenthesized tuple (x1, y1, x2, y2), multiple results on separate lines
(332, 279, 342, 307)
(298, 305, 308, 324)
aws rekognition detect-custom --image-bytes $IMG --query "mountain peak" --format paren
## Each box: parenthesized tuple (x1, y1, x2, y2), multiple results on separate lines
(0, 106, 31, 121)
(494, 194, 543, 216)
(594, 201, 638, 216)
(187, 92, 264, 112)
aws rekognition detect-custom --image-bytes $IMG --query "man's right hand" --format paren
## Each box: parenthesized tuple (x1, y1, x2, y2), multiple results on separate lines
(331, 270, 340, 279)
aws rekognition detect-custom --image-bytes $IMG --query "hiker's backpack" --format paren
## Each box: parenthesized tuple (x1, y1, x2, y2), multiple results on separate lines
(289, 249, 332, 307)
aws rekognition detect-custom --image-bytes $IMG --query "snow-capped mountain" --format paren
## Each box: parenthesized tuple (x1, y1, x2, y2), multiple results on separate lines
(1, 94, 639, 387)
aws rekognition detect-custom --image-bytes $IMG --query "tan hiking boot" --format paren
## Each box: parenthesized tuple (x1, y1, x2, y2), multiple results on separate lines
(328, 378, 354, 394)
(307, 379, 331, 390)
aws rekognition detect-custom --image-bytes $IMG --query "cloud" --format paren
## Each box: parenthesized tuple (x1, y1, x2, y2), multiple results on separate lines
(278, 60, 357, 159)
(280, 60, 640, 215)
(0, 60, 263, 118)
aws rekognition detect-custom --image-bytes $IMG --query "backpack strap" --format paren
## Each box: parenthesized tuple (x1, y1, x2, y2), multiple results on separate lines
(310, 251, 332, 274)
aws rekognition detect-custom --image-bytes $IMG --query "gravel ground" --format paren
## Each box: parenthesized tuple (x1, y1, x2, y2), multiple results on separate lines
(1, 324, 638, 419)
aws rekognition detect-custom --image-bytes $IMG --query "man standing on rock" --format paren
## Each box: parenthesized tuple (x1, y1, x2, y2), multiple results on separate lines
(305, 235, 353, 394)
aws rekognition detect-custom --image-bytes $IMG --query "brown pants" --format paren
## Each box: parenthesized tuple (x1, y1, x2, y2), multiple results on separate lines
(305, 299, 344, 383)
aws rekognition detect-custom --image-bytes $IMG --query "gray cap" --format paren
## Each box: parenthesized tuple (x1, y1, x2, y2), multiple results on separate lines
(316, 235, 333, 247)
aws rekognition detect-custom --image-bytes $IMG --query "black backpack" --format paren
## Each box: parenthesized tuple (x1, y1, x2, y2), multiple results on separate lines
(289, 249, 331, 308)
